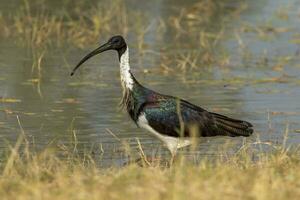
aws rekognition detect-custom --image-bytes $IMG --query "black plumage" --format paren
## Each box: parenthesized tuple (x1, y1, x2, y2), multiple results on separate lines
(125, 80, 253, 138)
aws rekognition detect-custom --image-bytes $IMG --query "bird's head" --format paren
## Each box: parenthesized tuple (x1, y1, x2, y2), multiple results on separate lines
(70, 35, 127, 76)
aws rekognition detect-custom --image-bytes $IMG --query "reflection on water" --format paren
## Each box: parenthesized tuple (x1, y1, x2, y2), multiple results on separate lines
(0, 0, 299, 166)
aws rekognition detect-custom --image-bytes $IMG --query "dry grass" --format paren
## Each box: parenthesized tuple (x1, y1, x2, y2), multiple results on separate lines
(0, 0, 243, 52)
(0, 0, 131, 49)
(0, 131, 299, 200)
(1, 0, 293, 73)
(0, 0, 253, 76)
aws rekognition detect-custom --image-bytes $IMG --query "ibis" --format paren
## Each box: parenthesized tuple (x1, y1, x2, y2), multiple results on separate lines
(71, 35, 253, 157)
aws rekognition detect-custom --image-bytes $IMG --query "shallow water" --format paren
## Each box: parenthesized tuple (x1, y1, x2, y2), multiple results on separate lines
(0, 0, 299, 166)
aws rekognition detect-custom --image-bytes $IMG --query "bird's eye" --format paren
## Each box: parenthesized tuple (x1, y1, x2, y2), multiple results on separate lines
(113, 39, 119, 44)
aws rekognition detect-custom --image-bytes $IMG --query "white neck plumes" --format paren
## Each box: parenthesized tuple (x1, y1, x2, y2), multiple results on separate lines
(120, 47, 134, 90)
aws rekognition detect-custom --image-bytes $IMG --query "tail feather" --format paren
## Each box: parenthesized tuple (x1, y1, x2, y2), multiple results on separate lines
(216, 118, 248, 129)
(211, 112, 253, 137)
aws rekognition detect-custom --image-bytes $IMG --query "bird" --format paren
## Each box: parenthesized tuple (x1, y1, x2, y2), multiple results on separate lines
(70, 35, 253, 158)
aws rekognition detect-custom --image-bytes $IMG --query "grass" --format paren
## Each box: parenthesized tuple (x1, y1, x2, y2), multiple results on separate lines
(0, 0, 237, 47)
(0, 0, 242, 58)
(0, 129, 299, 200)
(0, 0, 131, 49)
(0, 0, 296, 72)
(4, 0, 289, 84)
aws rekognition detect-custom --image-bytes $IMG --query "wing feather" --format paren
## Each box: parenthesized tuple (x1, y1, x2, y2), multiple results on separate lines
(139, 95, 253, 138)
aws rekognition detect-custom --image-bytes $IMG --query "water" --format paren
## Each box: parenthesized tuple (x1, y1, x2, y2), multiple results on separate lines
(0, 0, 299, 166)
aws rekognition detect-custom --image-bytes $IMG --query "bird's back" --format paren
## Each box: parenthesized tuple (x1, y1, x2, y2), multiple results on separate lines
(128, 86, 253, 138)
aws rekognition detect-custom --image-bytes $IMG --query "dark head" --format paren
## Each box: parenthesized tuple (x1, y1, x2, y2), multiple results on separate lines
(70, 35, 127, 76)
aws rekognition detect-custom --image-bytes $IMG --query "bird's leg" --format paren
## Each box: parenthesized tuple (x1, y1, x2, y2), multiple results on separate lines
(169, 149, 177, 166)
(164, 139, 179, 166)
(169, 154, 175, 166)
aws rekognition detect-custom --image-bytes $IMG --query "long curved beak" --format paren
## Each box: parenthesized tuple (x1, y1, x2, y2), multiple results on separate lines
(70, 42, 112, 76)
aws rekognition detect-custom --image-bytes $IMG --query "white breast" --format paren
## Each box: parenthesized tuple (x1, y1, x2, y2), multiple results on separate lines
(137, 113, 191, 155)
